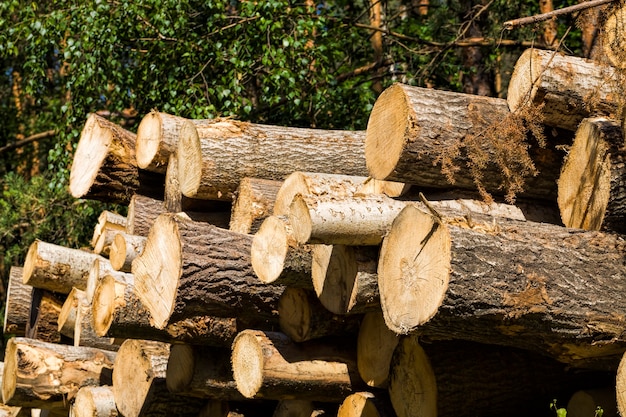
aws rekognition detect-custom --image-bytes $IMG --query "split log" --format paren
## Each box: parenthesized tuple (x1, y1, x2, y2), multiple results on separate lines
(567, 388, 617, 417)
(337, 392, 395, 417)
(69, 113, 163, 204)
(92, 273, 238, 346)
(71, 386, 119, 417)
(251, 216, 313, 288)
(112, 340, 206, 417)
(108, 232, 146, 272)
(356, 311, 399, 389)
(132, 213, 283, 329)
(177, 119, 368, 201)
(364, 83, 564, 201)
(378, 204, 626, 369)
(229, 178, 282, 234)
(2, 337, 116, 408)
(231, 330, 366, 401)
(25, 289, 64, 344)
(90, 211, 126, 248)
(4, 267, 31, 336)
(311, 245, 379, 315)
(135, 110, 190, 173)
(278, 287, 361, 342)
(23, 240, 106, 294)
(165, 344, 244, 400)
(558, 117, 626, 233)
(507, 48, 619, 131)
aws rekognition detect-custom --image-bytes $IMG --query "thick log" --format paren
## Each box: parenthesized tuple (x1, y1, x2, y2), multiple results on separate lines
(177, 119, 368, 201)
(365, 83, 564, 201)
(603, 3, 626, 69)
(250, 216, 313, 288)
(135, 110, 190, 173)
(356, 311, 399, 389)
(165, 344, 244, 400)
(2, 337, 115, 408)
(90, 211, 126, 249)
(71, 386, 119, 417)
(25, 289, 64, 344)
(69, 113, 163, 204)
(132, 213, 283, 329)
(108, 232, 146, 272)
(23, 240, 106, 294)
(92, 273, 238, 346)
(507, 48, 619, 131)
(311, 245, 379, 315)
(378, 204, 626, 369)
(337, 392, 395, 417)
(558, 117, 626, 233)
(278, 287, 361, 342)
(126, 194, 164, 236)
(567, 388, 617, 417)
(4, 267, 31, 336)
(229, 178, 282, 234)
(231, 330, 366, 401)
(112, 340, 206, 417)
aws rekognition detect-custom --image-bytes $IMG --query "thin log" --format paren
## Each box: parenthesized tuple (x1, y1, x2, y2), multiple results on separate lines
(25, 289, 64, 344)
(3, 267, 31, 336)
(365, 82, 565, 200)
(132, 213, 283, 329)
(311, 245, 380, 315)
(507, 48, 619, 131)
(557, 117, 626, 233)
(177, 119, 368, 201)
(337, 392, 395, 417)
(58, 287, 84, 339)
(278, 287, 361, 342)
(69, 113, 163, 204)
(231, 330, 366, 401)
(135, 110, 190, 173)
(112, 340, 206, 417)
(85, 258, 124, 304)
(356, 311, 399, 389)
(378, 204, 626, 369)
(71, 386, 119, 417)
(90, 211, 126, 248)
(250, 216, 314, 288)
(165, 344, 244, 400)
(93, 229, 119, 257)
(2, 337, 116, 408)
(229, 178, 282, 234)
(108, 232, 146, 272)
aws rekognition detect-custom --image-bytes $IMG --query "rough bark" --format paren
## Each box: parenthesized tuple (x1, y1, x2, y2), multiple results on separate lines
(108, 232, 147, 272)
(135, 110, 190, 173)
(356, 311, 399, 389)
(71, 386, 119, 417)
(231, 330, 366, 401)
(311, 245, 380, 315)
(251, 216, 314, 288)
(25, 289, 64, 344)
(4, 267, 31, 336)
(278, 287, 361, 343)
(229, 177, 282, 234)
(337, 392, 395, 417)
(378, 204, 626, 369)
(2, 337, 116, 408)
(177, 119, 368, 201)
(365, 83, 564, 201)
(132, 213, 283, 329)
(112, 340, 205, 417)
(602, 3, 626, 68)
(69, 113, 163, 204)
(558, 117, 626, 233)
(507, 48, 620, 131)
(125, 194, 164, 237)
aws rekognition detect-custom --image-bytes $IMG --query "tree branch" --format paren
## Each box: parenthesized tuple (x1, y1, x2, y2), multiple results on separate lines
(503, 0, 616, 30)
(0, 130, 57, 155)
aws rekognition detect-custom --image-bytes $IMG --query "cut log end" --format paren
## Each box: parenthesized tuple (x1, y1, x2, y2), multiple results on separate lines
(21, 240, 39, 287)
(251, 216, 290, 284)
(166, 344, 195, 393)
(337, 392, 384, 417)
(506, 48, 543, 112)
(69, 114, 114, 198)
(365, 83, 411, 180)
(277, 287, 312, 342)
(357, 311, 400, 388)
(109, 233, 127, 271)
(289, 195, 313, 245)
(378, 205, 450, 334)
(177, 121, 203, 198)
(92, 275, 118, 337)
(1, 339, 17, 404)
(231, 331, 264, 398)
(135, 111, 163, 170)
(311, 244, 357, 315)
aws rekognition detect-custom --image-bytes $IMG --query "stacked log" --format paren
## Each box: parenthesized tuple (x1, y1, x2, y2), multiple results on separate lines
(4, 44, 626, 417)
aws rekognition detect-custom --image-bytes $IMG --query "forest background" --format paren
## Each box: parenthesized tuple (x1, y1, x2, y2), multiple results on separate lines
(0, 0, 603, 348)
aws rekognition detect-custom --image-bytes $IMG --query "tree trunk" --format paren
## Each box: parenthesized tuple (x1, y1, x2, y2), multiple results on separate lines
(25, 289, 64, 344)
(112, 340, 206, 417)
(135, 110, 190, 174)
(71, 386, 119, 417)
(108, 232, 147, 272)
(177, 119, 368, 201)
(69, 113, 163, 204)
(507, 48, 619, 131)
(4, 267, 31, 337)
(231, 330, 366, 401)
(337, 392, 395, 417)
(165, 344, 244, 400)
(251, 216, 314, 288)
(23, 240, 106, 294)
(378, 204, 626, 369)
(558, 117, 626, 233)
(365, 83, 564, 201)
(278, 287, 361, 343)
(356, 311, 400, 389)
(311, 245, 379, 315)
(2, 337, 116, 409)
(229, 177, 282, 234)
(90, 210, 126, 249)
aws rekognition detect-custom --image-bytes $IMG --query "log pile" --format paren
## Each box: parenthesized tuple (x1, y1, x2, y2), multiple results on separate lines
(3, 42, 626, 417)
